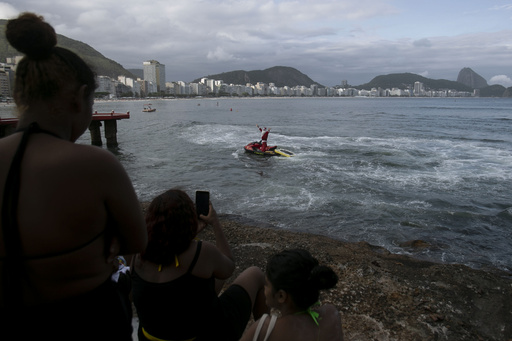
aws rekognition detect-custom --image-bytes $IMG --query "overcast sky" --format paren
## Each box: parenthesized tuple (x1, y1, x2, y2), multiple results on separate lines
(1, 0, 511, 87)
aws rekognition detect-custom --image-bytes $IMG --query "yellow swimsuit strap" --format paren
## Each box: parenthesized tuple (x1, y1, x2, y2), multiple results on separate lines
(157, 255, 179, 272)
(142, 327, 196, 341)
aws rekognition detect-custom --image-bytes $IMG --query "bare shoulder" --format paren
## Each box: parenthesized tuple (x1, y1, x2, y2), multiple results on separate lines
(194, 240, 234, 278)
(63, 143, 122, 169)
(240, 314, 268, 341)
(317, 303, 340, 316)
(197, 241, 226, 260)
(47, 143, 128, 183)
(317, 304, 344, 341)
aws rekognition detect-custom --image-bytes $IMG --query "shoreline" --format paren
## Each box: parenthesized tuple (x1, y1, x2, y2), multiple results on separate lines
(203, 215, 511, 340)
(219, 213, 510, 275)
(138, 202, 512, 339)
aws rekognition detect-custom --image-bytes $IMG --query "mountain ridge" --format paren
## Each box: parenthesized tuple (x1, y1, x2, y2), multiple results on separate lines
(457, 67, 488, 89)
(193, 66, 323, 88)
(356, 73, 472, 92)
(0, 19, 136, 80)
(1, 19, 510, 97)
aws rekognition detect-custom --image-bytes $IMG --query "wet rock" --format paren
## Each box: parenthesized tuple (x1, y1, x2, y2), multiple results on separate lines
(399, 239, 431, 249)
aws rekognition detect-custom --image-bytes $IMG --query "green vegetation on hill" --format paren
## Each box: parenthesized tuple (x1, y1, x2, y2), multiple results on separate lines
(356, 73, 473, 92)
(0, 19, 136, 80)
(478, 84, 508, 97)
(503, 87, 512, 98)
(194, 66, 323, 88)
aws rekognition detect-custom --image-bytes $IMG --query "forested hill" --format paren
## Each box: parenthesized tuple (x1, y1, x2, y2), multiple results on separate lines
(193, 66, 323, 88)
(356, 73, 472, 92)
(0, 19, 136, 80)
(356, 72, 511, 97)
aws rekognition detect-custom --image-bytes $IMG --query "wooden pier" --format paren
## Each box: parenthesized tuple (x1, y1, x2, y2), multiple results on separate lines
(89, 111, 130, 148)
(0, 111, 130, 148)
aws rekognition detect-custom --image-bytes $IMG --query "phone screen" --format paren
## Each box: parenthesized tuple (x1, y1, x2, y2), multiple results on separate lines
(195, 191, 210, 217)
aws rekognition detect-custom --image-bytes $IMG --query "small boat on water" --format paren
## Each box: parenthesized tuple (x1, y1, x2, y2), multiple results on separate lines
(143, 104, 156, 112)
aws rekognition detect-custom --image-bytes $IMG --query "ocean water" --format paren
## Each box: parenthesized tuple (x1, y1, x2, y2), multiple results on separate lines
(3, 97, 511, 271)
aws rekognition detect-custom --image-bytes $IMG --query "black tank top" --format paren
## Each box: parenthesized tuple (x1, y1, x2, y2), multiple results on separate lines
(131, 241, 218, 340)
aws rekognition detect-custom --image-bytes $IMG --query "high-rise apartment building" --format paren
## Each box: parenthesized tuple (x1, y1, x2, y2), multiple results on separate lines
(143, 60, 166, 93)
(414, 81, 424, 96)
(0, 64, 13, 98)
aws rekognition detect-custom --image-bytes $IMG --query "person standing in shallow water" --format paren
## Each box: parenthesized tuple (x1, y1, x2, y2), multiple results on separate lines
(257, 124, 271, 151)
(240, 249, 344, 341)
(0, 12, 147, 340)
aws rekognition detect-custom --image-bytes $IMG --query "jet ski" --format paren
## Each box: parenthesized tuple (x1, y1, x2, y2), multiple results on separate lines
(244, 141, 295, 157)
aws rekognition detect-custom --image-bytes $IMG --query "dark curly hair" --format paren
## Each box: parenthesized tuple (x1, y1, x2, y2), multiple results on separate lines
(266, 249, 338, 310)
(6, 12, 96, 111)
(141, 189, 199, 265)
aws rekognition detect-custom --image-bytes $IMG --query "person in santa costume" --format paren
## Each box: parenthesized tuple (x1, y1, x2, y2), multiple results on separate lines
(257, 125, 271, 151)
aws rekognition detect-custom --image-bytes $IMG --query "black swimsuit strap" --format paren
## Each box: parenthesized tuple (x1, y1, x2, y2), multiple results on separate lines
(2, 124, 44, 258)
(15, 123, 61, 139)
(2, 123, 61, 258)
(186, 241, 202, 274)
(2, 122, 40, 307)
(18, 229, 107, 261)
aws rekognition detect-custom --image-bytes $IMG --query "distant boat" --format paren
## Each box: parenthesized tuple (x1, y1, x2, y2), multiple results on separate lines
(143, 104, 156, 112)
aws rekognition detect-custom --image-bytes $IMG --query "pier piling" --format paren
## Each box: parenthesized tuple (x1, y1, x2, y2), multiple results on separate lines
(104, 120, 118, 148)
(89, 120, 103, 146)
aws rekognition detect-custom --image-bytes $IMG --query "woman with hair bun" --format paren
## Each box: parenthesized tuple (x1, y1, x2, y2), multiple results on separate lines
(241, 249, 344, 341)
(0, 13, 147, 339)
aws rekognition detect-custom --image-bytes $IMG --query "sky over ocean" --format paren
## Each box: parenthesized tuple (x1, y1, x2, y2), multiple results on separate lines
(1, 0, 512, 87)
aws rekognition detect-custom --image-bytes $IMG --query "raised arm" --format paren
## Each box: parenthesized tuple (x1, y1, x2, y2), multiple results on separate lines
(199, 202, 233, 261)
(199, 203, 234, 286)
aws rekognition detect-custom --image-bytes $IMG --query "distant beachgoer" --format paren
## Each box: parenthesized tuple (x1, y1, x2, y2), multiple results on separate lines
(0, 12, 147, 339)
(131, 189, 268, 341)
(240, 249, 344, 341)
(257, 124, 271, 151)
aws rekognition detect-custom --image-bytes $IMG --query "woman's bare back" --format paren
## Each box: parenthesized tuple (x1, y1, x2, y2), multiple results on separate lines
(0, 133, 146, 304)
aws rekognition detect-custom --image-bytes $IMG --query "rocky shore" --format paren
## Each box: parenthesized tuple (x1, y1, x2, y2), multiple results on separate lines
(199, 215, 511, 341)
(137, 202, 511, 340)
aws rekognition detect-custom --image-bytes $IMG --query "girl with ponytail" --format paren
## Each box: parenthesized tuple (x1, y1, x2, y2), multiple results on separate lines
(241, 249, 344, 341)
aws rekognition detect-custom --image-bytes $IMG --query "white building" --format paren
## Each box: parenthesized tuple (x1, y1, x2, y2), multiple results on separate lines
(414, 81, 424, 96)
(143, 60, 166, 93)
(0, 63, 14, 98)
(96, 75, 116, 97)
(118, 75, 141, 96)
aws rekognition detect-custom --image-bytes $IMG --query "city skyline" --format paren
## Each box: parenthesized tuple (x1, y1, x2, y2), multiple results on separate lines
(110, 65, 476, 98)
(1, 1, 511, 87)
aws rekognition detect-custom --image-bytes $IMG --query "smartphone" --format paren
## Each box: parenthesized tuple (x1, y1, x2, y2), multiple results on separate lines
(195, 191, 210, 217)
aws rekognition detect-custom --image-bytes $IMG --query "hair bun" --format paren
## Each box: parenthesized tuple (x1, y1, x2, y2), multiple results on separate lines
(310, 265, 338, 290)
(6, 12, 57, 60)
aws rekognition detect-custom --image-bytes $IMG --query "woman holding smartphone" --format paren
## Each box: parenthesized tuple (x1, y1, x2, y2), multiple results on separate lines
(131, 188, 268, 341)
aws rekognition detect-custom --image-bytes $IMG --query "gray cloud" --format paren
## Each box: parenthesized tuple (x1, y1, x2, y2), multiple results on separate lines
(1, 0, 511, 86)
(413, 38, 432, 48)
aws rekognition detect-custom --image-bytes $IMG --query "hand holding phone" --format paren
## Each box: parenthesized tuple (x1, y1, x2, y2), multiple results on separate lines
(195, 191, 210, 218)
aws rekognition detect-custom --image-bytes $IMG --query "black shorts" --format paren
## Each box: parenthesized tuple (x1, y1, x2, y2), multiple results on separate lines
(201, 284, 252, 341)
